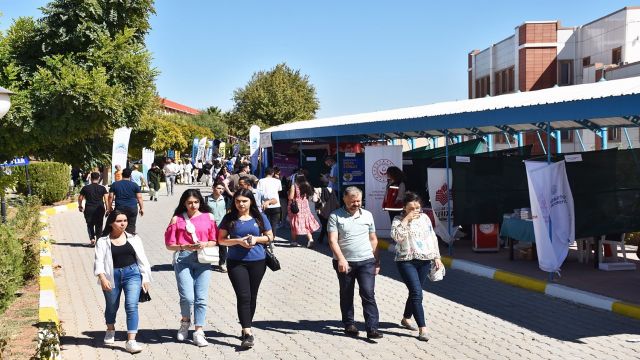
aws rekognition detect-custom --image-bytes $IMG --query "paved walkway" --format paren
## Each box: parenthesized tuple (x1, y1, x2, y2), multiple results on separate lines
(49, 184, 640, 359)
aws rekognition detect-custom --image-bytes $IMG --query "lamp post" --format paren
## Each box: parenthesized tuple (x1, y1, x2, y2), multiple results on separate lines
(0, 86, 14, 223)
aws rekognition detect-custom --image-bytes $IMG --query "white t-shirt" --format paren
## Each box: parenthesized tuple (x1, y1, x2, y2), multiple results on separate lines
(257, 177, 282, 208)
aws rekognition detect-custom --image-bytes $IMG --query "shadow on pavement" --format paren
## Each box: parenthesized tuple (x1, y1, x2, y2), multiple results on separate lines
(274, 227, 640, 343)
(76, 329, 238, 348)
(54, 242, 93, 248)
(252, 319, 403, 343)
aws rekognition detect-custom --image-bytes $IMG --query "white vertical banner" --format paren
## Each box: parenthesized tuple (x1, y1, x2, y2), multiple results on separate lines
(249, 125, 260, 174)
(427, 168, 455, 244)
(111, 127, 132, 180)
(525, 160, 575, 273)
(364, 145, 403, 237)
(196, 137, 207, 162)
(142, 148, 155, 180)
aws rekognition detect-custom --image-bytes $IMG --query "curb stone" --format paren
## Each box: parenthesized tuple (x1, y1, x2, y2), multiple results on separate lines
(38, 202, 77, 359)
(379, 239, 640, 321)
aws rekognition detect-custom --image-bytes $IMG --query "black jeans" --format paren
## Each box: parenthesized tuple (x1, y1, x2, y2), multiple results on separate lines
(263, 207, 281, 231)
(218, 245, 227, 266)
(332, 258, 379, 331)
(227, 259, 267, 328)
(117, 206, 138, 234)
(317, 215, 328, 243)
(84, 206, 105, 241)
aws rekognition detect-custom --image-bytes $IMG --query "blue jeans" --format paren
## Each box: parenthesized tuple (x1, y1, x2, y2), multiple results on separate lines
(396, 259, 430, 328)
(103, 264, 142, 333)
(166, 175, 176, 195)
(174, 251, 212, 326)
(333, 258, 379, 332)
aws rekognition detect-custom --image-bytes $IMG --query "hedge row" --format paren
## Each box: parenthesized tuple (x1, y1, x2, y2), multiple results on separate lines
(0, 196, 43, 313)
(13, 162, 70, 205)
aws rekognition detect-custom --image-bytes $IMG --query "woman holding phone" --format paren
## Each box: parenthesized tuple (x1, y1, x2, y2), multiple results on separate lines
(390, 191, 443, 342)
(217, 188, 274, 349)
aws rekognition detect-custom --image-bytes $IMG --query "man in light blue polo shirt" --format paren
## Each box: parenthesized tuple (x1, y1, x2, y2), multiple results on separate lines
(327, 186, 382, 340)
(208, 181, 228, 272)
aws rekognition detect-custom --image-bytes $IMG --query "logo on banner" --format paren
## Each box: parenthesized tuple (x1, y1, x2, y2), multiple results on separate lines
(371, 159, 395, 183)
(435, 183, 450, 205)
(115, 143, 127, 154)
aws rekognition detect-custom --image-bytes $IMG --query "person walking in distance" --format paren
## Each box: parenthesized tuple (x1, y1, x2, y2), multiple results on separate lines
(164, 189, 218, 347)
(107, 168, 144, 234)
(288, 174, 320, 247)
(328, 186, 383, 339)
(257, 167, 282, 232)
(217, 189, 274, 349)
(163, 158, 179, 196)
(313, 177, 339, 244)
(147, 163, 161, 201)
(113, 164, 123, 182)
(390, 192, 443, 342)
(94, 210, 152, 354)
(207, 181, 229, 272)
(78, 172, 108, 246)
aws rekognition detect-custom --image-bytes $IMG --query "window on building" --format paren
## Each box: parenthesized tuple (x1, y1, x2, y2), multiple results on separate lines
(608, 128, 620, 141)
(612, 47, 622, 65)
(560, 130, 573, 142)
(475, 76, 490, 98)
(558, 60, 573, 86)
(494, 67, 515, 95)
(582, 56, 591, 68)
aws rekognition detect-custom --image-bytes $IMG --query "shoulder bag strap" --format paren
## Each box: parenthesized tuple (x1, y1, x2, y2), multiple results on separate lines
(182, 212, 199, 243)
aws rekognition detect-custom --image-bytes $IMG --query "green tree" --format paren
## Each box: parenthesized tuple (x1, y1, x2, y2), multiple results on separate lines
(231, 63, 319, 137)
(0, 0, 157, 166)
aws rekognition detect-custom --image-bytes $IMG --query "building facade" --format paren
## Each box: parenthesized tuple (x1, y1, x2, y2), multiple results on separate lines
(468, 6, 640, 153)
(159, 97, 201, 116)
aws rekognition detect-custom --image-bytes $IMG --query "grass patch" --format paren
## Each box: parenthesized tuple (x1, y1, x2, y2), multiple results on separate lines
(0, 280, 39, 359)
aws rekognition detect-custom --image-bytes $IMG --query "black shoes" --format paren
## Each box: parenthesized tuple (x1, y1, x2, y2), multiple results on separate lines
(366, 330, 383, 339)
(344, 324, 359, 337)
(240, 332, 254, 349)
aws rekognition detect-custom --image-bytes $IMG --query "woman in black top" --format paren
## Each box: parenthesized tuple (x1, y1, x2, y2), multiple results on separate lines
(78, 172, 108, 245)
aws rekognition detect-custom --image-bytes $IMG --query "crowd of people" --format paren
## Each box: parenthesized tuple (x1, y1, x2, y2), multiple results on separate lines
(78, 154, 443, 354)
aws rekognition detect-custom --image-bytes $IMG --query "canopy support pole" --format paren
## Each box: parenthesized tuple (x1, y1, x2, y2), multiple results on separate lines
(555, 130, 562, 154)
(487, 134, 494, 152)
(601, 128, 608, 149)
(517, 132, 524, 147)
(410, 137, 415, 150)
(536, 131, 547, 155)
(623, 128, 633, 149)
(504, 132, 512, 148)
(336, 136, 341, 195)
(575, 130, 586, 151)
(546, 122, 554, 281)
(445, 132, 453, 256)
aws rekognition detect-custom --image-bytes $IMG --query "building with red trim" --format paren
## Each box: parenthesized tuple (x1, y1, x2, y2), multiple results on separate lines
(159, 97, 201, 115)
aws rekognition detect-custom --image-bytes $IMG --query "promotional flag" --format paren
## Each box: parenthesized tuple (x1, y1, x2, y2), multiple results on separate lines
(111, 127, 132, 182)
(525, 160, 575, 273)
(364, 145, 403, 237)
(191, 138, 199, 164)
(249, 125, 260, 174)
(142, 148, 155, 181)
(427, 168, 455, 244)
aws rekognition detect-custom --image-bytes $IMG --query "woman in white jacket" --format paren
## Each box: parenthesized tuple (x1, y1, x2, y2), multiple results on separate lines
(94, 210, 152, 353)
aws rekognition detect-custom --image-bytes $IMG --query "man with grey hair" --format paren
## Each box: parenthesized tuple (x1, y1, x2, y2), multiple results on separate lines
(327, 186, 382, 340)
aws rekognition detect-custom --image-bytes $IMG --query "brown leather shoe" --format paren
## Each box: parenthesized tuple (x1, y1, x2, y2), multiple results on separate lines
(344, 324, 359, 337)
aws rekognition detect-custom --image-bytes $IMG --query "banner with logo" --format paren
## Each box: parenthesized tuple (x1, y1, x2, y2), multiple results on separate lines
(427, 168, 455, 244)
(196, 137, 207, 162)
(525, 160, 575, 273)
(249, 125, 260, 174)
(341, 152, 365, 185)
(206, 140, 214, 162)
(364, 145, 403, 237)
(218, 142, 226, 158)
(111, 127, 132, 182)
(142, 148, 154, 180)
(191, 138, 199, 163)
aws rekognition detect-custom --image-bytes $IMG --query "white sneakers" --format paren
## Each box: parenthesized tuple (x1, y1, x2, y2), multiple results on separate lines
(193, 329, 209, 347)
(125, 340, 143, 353)
(177, 320, 191, 341)
(103, 330, 115, 344)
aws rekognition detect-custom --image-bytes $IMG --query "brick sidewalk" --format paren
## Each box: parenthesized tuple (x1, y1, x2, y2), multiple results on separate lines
(49, 184, 640, 359)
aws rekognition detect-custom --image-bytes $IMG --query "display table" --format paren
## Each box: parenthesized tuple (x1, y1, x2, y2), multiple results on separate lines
(500, 217, 535, 260)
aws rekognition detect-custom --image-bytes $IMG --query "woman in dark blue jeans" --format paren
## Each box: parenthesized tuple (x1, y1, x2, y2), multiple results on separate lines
(390, 192, 443, 341)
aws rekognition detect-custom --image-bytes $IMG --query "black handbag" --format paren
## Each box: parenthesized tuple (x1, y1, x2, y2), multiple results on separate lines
(290, 200, 299, 214)
(264, 243, 281, 271)
(139, 289, 151, 303)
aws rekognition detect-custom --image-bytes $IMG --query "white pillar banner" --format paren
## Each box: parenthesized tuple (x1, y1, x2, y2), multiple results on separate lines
(142, 148, 155, 181)
(196, 137, 207, 162)
(111, 127, 132, 180)
(427, 168, 455, 244)
(249, 125, 260, 174)
(525, 160, 575, 273)
(364, 145, 403, 238)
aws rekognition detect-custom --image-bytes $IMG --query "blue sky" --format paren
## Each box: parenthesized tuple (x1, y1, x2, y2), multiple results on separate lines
(0, 1, 634, 118)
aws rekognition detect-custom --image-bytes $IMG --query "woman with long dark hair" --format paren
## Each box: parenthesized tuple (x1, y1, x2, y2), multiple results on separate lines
(390, 191, 443, 342)
(94, 210, 152, 353)
(164, 189, 218, 347)
(383, 166, 406, 222)
(288, 174, 320, 247)
(217, 188, 274, 349)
